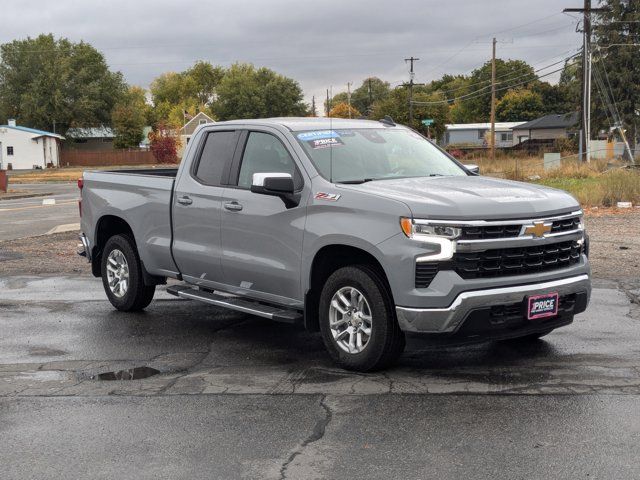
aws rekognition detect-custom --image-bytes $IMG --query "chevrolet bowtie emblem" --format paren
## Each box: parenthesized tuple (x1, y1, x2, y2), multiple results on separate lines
(524, 222, 551, 238)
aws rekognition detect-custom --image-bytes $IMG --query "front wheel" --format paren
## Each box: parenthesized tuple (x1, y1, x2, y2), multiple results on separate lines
(101, 234, 155, 311)
(319, 265, 405, 372)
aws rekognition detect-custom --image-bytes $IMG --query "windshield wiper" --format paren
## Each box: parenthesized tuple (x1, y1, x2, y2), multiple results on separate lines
(336, 178, 377, 184)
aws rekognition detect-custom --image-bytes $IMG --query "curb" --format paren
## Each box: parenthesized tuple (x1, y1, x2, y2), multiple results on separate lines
(0, 192, 54, 201)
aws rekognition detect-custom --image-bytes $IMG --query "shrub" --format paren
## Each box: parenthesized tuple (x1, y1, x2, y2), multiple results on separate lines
(149, 123, 180, 164)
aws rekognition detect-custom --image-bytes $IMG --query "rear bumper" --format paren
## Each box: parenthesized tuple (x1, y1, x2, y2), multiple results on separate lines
(77, 233, 91, 262)
(396, 274, 591, 334)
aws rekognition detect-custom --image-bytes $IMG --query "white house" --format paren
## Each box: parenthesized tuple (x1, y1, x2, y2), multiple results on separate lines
(0, 120, 65, 170)
(442, 122, 526, 148)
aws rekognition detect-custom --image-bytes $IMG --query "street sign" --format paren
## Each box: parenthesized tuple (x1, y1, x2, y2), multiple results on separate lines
(421, 119, 434, 126)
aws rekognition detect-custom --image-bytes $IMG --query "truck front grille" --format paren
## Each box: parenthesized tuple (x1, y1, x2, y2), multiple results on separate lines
(453, 240, 582, 279)
(459, 215, 581, 240)
(550, 216, 581, 233)
(460, 225, 521, 240)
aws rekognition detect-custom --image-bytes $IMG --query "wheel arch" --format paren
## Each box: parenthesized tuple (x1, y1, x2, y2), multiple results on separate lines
(91, 215, 164, 286)
(304, 243, 393, 332)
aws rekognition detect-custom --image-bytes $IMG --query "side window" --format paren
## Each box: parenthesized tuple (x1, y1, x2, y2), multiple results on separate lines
(237, 132, 301, 190)
(194, 131, 237, 185)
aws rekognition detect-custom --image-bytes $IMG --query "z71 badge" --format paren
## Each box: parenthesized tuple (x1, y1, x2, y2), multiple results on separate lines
(315, 192, 341, 202)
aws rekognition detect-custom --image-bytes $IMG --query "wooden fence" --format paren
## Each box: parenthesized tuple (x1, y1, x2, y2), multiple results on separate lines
(60, 149, 160, 167)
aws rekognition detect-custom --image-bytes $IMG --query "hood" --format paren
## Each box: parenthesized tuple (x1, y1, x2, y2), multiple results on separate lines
(339, 176, 580, 220)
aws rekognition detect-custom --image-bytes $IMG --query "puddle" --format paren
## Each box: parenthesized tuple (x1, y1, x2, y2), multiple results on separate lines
(96, 366, 161, 381)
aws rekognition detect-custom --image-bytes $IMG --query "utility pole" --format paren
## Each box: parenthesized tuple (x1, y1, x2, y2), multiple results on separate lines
(564, 1, 607, 163)
(490, 37, 497, 161)
(311, 96, 316, 117)
(404, 56, 419, 124)
(347, 82, 353, 118)
(326, 89, 330, 117)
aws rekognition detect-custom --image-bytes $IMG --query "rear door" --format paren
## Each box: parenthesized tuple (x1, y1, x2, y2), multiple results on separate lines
(220, 128, 308, 305)
(172, 128, 240, 285)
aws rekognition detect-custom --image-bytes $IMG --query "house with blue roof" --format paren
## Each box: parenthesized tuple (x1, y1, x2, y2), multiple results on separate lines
(0, 119, 65, 170)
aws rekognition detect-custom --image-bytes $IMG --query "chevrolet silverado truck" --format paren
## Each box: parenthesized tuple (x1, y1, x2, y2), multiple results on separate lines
(78, 117, 591, 371)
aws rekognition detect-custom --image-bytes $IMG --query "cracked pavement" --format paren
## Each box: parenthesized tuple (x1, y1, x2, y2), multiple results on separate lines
(1, 275, 640, 479)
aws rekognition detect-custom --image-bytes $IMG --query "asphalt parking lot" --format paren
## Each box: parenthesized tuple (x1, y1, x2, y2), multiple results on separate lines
(1, 275, 639, 479)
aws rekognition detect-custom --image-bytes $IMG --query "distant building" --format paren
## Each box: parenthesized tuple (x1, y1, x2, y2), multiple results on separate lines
(179, 112, 215, 155)
(65, 126, 115, 151)
(511, 112, 579, 145)
(140, 126, 153, 150)
(442, 122, 526, 148)
(0, 120, 64, 170)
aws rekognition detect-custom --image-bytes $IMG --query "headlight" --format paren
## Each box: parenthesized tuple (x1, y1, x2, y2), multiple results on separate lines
(400, 218, 462, 240)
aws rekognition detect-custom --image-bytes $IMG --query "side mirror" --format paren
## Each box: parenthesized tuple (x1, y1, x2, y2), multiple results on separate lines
(250, 173, 299, 208)
(464, 164, 480, 175)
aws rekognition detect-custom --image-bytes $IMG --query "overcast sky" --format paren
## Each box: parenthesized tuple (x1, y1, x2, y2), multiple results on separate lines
(3, 1, 584, 109)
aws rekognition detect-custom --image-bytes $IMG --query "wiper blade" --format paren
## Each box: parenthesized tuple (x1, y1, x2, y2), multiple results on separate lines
(336, 178, 377, 184)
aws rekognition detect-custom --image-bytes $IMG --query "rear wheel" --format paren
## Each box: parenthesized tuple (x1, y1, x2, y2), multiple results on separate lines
(101, 234, 155, 311)
(319, 265, 405, 371)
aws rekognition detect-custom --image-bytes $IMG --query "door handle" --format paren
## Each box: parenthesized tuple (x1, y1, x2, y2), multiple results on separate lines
(224, 201, 243, 211)
(177, 196, 193, 206)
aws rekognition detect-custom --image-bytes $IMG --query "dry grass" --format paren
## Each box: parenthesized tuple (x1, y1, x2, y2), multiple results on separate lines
(469, 155, 640, 207)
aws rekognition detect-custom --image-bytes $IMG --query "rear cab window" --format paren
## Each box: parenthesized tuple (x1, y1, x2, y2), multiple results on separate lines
(193, 130, 239, 185)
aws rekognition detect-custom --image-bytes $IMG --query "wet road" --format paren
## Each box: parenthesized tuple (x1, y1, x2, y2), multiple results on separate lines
(1, 275, 639, 479)
(0, 183, 78, 241)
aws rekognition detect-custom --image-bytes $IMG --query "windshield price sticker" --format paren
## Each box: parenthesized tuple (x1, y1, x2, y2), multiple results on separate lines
(297, 130, 340, 141)
(308, 137, 344, 149)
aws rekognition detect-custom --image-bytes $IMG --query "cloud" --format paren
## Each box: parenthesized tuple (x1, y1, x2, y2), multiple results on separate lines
(2, 0, 582, 108)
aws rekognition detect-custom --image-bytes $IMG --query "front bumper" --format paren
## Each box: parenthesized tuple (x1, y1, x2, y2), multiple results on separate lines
(396, 274, 591, 334)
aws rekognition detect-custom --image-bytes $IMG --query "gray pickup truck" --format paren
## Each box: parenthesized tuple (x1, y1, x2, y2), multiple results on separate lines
(78, 117, 591, 371)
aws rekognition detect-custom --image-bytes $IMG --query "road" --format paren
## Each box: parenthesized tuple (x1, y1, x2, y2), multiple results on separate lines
(0, 183, 79, 241)
(0, 275, 639, 479)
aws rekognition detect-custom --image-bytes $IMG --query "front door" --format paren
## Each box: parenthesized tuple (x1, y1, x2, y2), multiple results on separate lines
(220, 129, 308, 306)
(172, 129, 240, 286)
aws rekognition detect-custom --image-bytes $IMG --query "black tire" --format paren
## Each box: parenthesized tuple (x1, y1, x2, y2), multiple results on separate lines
(319, 265, 405, 372)
(503, 329, 554, 343)
(101, 234, 155, 312)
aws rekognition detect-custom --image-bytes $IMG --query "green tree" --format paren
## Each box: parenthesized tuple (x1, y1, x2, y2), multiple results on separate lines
(371, 87, 449, 139)
(213, 63, 307, 120)
(445, 59, 536, 123)
(0, 34, 126, 132)
(594, 0, 640, 146)
(496, 88, 545, 121)
(150, 72, 195, 107)
(351, 77, 391, 116)
(184, 61, 225, 106)
(328, 78, 391, 118)
(530, 81, 573, 116)
(112, 86, 148, 148)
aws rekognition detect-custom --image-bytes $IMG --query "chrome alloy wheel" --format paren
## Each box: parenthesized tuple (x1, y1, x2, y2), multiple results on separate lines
(106, 249, 130, 298)
(328, 286, 373, 354)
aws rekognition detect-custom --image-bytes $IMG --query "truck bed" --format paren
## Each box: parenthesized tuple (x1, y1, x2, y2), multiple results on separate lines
(81, 169, 179, 277)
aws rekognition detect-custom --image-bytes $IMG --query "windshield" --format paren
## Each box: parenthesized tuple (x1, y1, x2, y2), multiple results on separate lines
(294, 128, 466, 183)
